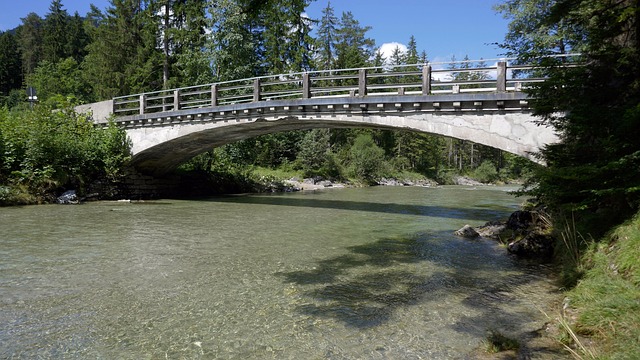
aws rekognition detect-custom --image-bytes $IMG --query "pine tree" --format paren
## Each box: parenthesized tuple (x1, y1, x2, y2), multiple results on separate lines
(334, 11, 375, 69)
(494, 0, 576, 59)
(261, 0, 314, 74)
(42, 0, 71, 64)
(499, 0, 640, 232)
(83, 0, 162, 99)
(17, 13, 44, 77)
(209, 0, 261, 81)
(316, 1, 338, 70)
(170, 0, 210, 86)
(66, 12, 90, 63)
(0, 31, 23, 96)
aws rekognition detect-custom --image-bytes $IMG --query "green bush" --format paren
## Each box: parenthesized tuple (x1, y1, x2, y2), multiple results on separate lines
(346, 134, 387, 184)
(0, 105, 130, 203)
(472, 160, 498, 183)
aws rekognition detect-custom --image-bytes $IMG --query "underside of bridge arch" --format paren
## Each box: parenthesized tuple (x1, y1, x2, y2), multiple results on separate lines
(127, 111, 557, 176)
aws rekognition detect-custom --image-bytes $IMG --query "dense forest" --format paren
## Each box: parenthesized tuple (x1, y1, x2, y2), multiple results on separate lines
(0, 0, 528, 205)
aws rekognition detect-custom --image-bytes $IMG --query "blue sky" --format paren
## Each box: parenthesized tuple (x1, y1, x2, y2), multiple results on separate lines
(0, 0, 510, 63)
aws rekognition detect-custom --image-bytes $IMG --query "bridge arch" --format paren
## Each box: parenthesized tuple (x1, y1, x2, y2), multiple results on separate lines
(76, 58, 579, 175)
(122, 94, 557, 175)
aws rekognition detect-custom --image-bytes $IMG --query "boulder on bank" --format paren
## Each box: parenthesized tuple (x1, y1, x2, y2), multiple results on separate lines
(508, 232, 555, 259)
(453, 176, 485, 186)
(56, 190, 79, 204)
(504, 210, 555, 259)
(454, 224, 480, 238)
(456, 209, 556, 259)
(475, 221, 507, 239)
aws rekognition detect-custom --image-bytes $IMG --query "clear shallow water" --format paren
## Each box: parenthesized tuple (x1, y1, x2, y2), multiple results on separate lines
(0, 186, 564, 359)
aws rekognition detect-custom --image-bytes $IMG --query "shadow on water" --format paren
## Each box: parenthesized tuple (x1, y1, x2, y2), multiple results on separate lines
(208, 194, 513, 222)
(277, 235, 432, 329)
(276, 230, 557, 336)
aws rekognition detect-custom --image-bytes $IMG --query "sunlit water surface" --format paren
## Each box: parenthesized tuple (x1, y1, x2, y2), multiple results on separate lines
(0, 186, 565, 359)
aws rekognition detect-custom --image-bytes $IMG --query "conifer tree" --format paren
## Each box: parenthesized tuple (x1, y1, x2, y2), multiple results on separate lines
(0, 31, 22, 96)
(42, 0, 70, 64)
(83, 0, 162, 99)
(334, 11, 375, 69)
(17, 13, 44, 77)
(316, 1, 339, 70)
(498, 0, 640, 232)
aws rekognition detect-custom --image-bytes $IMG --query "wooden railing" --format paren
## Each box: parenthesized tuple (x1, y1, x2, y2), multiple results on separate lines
(112, 55, 580, 117)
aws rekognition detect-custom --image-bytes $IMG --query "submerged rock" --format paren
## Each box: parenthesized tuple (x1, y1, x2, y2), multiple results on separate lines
(454, 224, 480, 238)
(475, 221, 507, 239)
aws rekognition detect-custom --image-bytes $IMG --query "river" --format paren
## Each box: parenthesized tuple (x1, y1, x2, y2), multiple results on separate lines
(0, 186, 566, 359)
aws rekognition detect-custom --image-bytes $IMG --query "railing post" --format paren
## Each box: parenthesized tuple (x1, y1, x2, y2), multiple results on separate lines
(139, 94, 146, 115)
(253, 78, 261, 102)
(173, 89, 180, 111)
(302, 73, 311, 99)
(211, 84, 218, 107)
(497, 61, 507, 93)
(358, 68, 367, 97)
(422, 64, 432, 95)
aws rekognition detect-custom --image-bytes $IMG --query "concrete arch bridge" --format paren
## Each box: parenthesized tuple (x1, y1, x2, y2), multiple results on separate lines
(80, 58, 568, 175)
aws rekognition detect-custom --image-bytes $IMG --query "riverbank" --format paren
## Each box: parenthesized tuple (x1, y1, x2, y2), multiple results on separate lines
(559, 212, 640, 358)
(459, 209, 640, 358)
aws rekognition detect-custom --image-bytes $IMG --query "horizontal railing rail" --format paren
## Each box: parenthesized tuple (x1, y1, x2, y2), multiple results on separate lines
(112, 54, 581, 117)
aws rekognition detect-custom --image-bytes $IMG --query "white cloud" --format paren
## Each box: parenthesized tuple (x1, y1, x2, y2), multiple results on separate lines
(378, 42, 407, 63)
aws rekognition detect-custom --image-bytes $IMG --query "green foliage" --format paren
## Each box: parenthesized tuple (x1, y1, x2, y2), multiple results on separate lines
(17, 13, 44, 77)
(82, 0, 162, 99)
(346, 133, 387, 184)
(483, 330, 520, 353)
(296, 128, 333, 176)
(566, 212, 640, 358)
(0, 31, 22, 96)
(27, 57, 94, 105)
(472, 160, 499, 183)
(334, 11, 375, 69)
(0, 105, 131, 204)
(498, 0, 640, 235)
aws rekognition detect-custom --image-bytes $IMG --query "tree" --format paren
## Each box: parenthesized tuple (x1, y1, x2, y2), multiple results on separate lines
(334, 11, 375, 69)
(83, 0, 162, 99)
(316, 1, 339, 70)
(347, 133, 386, 184)
(42, 0, 71, 64)
(66, 12, 90, 63)
(153, 0, 209, 88)
(18, 13, 44, 77)
(27, 58, 93, 105)
(498, 0, 640, 233)
(262, 0, 314, 74)
(209, 0, 261, 81)
(0, 31, 22, 96)
(494, 0, 578, 59)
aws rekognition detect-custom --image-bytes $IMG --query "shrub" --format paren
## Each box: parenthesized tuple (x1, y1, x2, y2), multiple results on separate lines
(472, 160, 498, 183)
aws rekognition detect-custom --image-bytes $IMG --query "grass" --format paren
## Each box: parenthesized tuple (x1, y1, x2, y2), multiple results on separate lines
(483, 330, 520, 353)
(562, 212, 640, 358)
